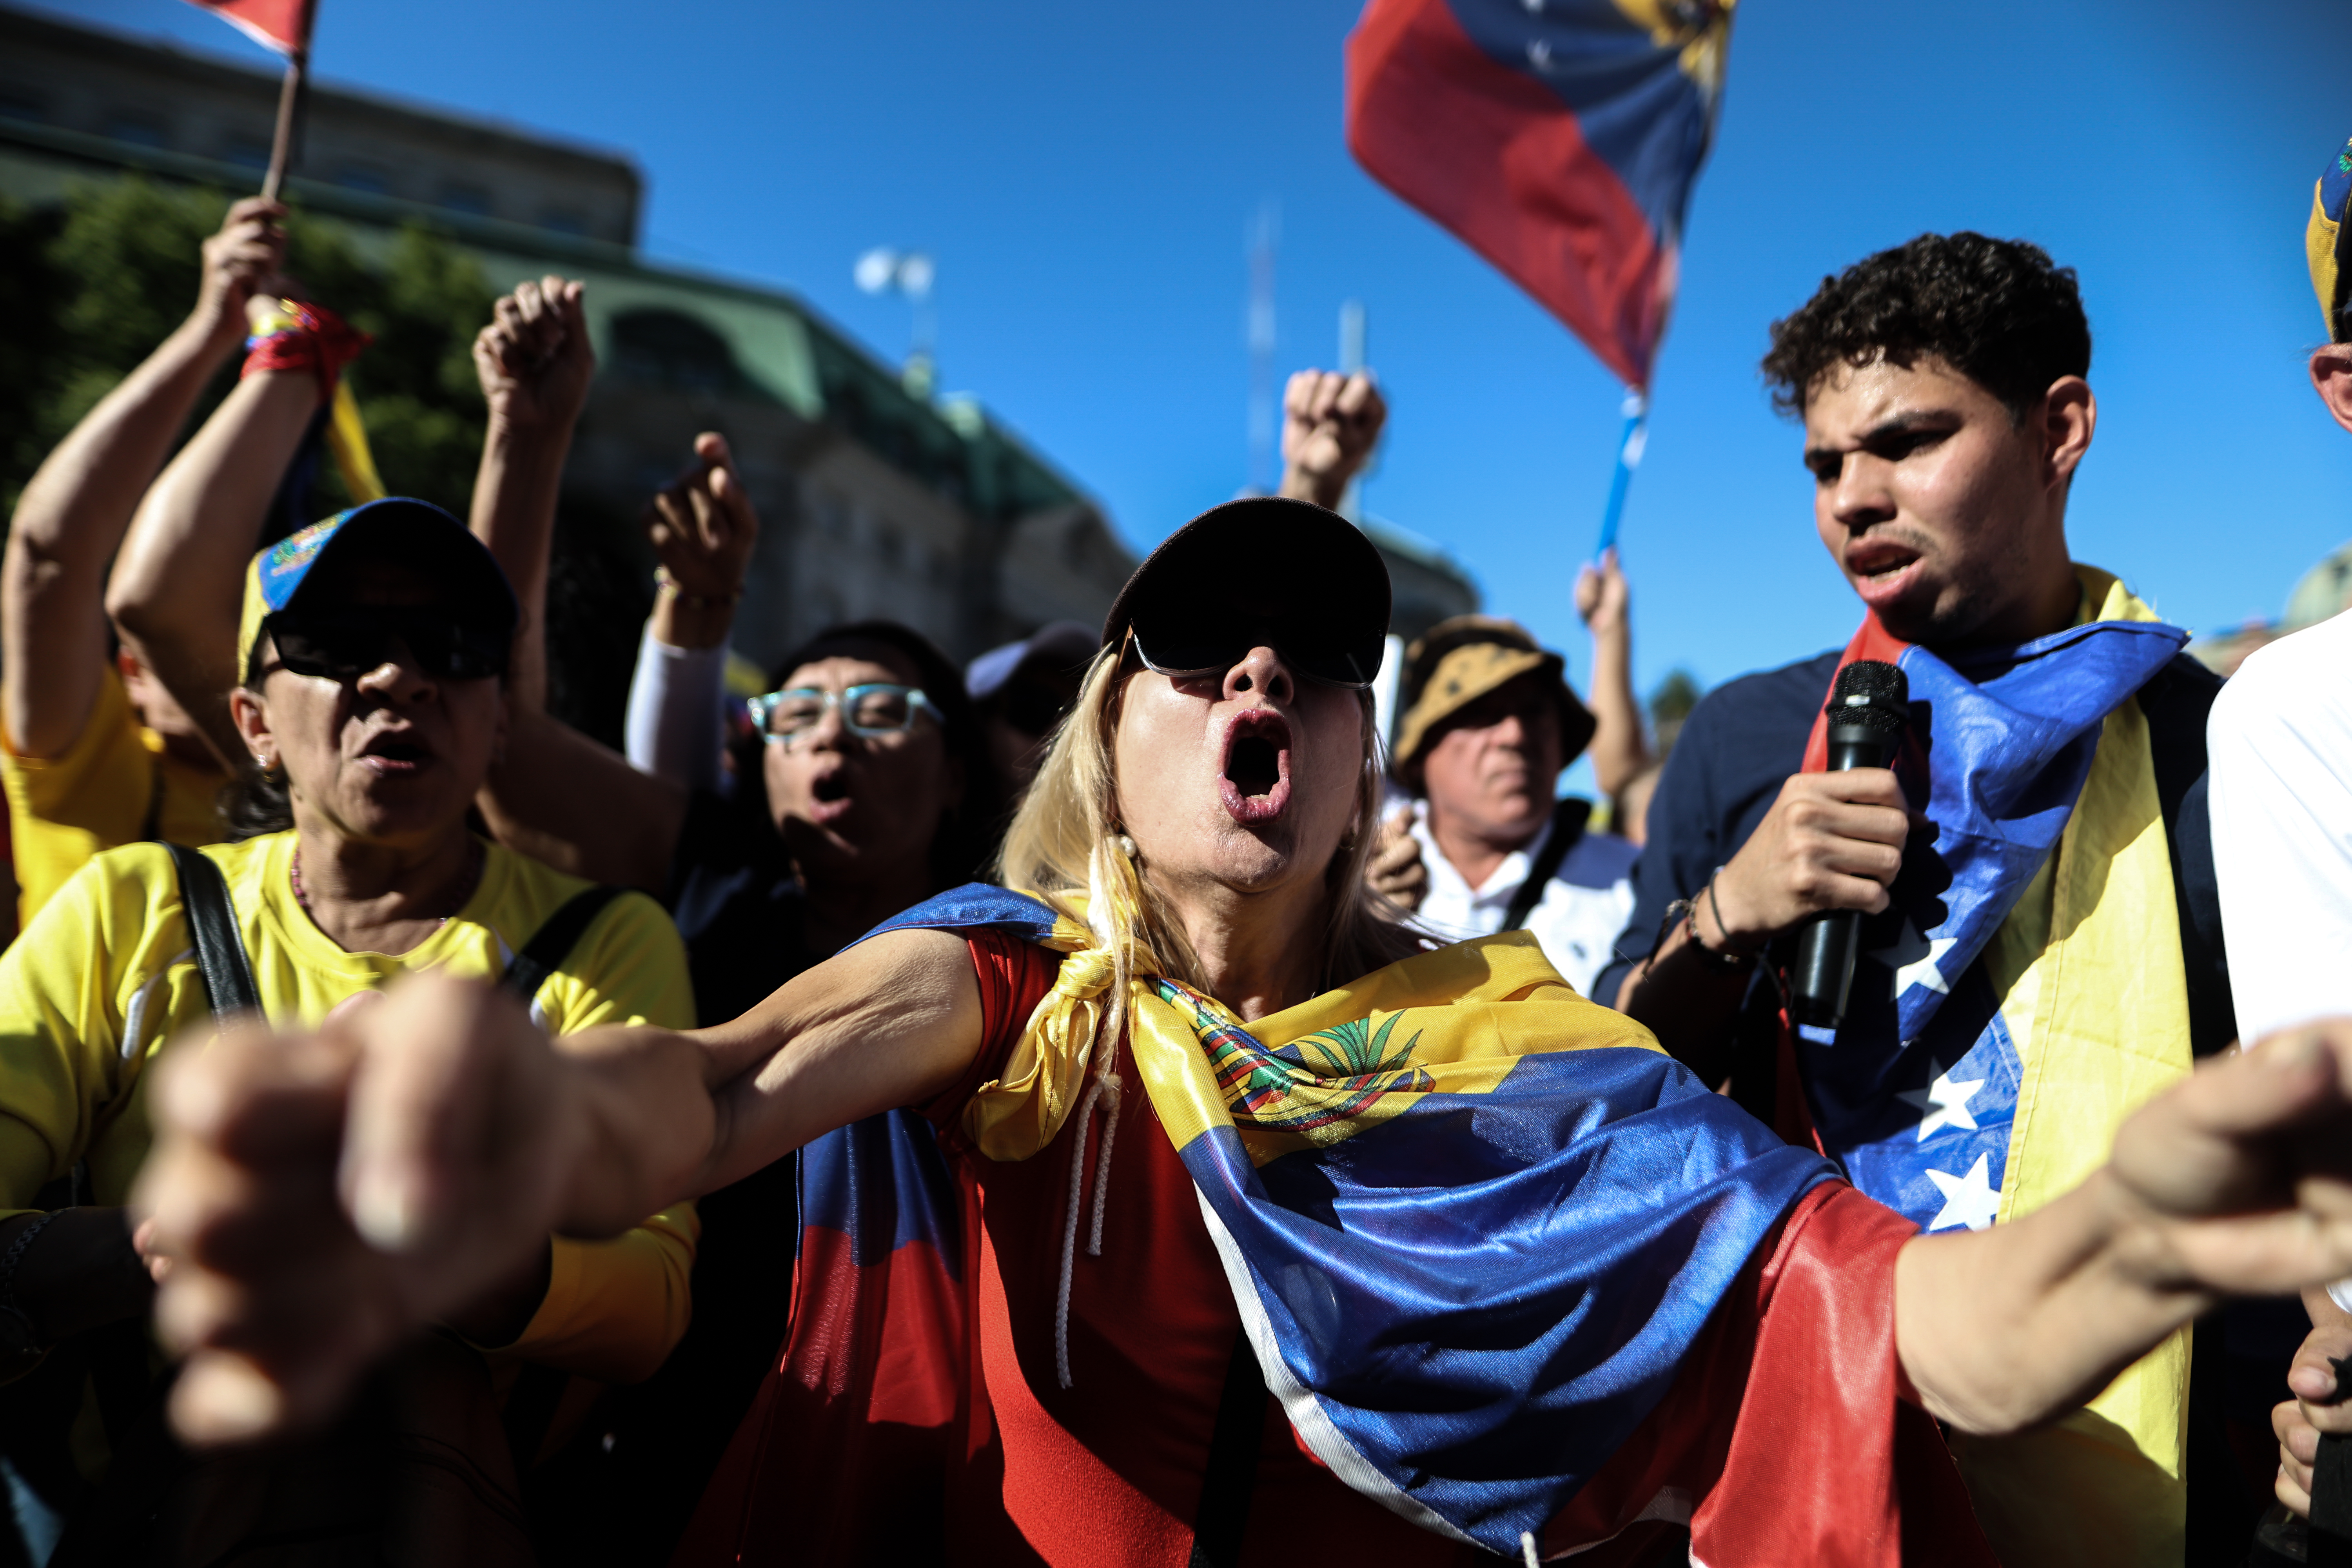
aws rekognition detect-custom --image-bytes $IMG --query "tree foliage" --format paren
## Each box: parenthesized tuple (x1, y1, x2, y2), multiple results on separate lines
(0, 176, 494, 524)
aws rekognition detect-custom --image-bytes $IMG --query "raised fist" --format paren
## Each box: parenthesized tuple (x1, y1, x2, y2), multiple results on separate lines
(195, 198, 289, 347)
(1278, 369, 1386, 512)
(473, 276, 595, 434)
(1575, 548, 1630, 638)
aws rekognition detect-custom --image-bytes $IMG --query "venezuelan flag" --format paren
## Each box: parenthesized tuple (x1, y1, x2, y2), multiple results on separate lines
(682, 885, 1996, 1563)
(1346, 0, 1732, 388)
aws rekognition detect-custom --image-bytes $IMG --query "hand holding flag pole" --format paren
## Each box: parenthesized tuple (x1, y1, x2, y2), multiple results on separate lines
(179, 0, 317, 200)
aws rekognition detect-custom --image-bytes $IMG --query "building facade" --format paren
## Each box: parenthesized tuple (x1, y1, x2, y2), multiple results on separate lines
(0, 5, 1476, 729)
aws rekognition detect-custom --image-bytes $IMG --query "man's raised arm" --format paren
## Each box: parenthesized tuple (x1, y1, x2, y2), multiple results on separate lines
(4, 199, 282, 761)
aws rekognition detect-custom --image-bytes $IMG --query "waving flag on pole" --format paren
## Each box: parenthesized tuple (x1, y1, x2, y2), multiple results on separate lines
(180, 0, 317, 201)
(1347, 0, 1731, 388)
(178, 0, 315, 54)
(1346, 0, 1733, 551)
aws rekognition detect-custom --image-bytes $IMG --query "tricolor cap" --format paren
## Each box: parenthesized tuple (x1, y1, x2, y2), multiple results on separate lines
(2309, 133, 2352, 341)
(238, 498, 518, 682)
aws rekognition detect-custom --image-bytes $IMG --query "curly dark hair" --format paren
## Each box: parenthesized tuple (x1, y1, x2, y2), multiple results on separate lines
(1761, 232, 2091, 421)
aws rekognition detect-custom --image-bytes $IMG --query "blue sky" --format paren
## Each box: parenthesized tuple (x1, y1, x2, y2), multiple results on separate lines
(45, 0, 2352, 719)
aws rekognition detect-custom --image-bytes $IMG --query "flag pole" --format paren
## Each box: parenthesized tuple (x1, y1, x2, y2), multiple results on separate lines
(1594, 386, 1648, 558)
(260, 45, 307, 202)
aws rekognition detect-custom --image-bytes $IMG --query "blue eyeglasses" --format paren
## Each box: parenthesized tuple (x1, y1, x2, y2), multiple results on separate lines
(748, 683, 942, 748)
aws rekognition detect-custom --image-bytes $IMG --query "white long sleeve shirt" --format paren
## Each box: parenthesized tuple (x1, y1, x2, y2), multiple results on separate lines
(2207, 608, 2352, 1308)
(623, 622, 730, 795)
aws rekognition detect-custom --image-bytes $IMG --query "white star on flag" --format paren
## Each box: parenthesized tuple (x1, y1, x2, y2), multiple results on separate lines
(1896, 1058, 1985, 1141)
(1924, 1154, 2002, 1232)
(1867, 917, 1954, 998)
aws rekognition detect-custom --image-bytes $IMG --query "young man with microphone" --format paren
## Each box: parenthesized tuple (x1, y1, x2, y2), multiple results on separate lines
(1602, 232, 2244, 1567)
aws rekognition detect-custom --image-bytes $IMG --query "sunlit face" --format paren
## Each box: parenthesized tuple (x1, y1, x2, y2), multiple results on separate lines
(1110, 645, 1365, 906)
(763, 646, 963, 887)
(1801, 356, 2079, 646)
(231, 565, 507, 848)
(1416, 671, 1562, 846)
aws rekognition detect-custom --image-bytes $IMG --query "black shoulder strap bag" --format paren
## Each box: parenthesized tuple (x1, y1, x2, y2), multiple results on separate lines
(1499, 797, 1592, 934)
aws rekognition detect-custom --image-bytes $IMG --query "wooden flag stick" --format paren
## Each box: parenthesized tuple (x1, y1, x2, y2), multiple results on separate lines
(260, 47, 307, 202)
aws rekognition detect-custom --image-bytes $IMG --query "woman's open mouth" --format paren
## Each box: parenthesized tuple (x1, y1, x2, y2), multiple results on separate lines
(807, 766, 855, 824)
(1218, 709, 1293, 825)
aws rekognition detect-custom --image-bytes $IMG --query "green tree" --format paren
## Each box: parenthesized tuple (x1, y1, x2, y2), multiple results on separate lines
(2, 176, 494, 525)
(1648, 668, 1702, 757)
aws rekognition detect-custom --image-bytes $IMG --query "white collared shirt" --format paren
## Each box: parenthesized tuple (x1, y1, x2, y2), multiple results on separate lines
(1406, 802, 1638, 1000)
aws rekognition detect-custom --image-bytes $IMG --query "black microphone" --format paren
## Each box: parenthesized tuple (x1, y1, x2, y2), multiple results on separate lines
(1788, 660, 1909, 1032)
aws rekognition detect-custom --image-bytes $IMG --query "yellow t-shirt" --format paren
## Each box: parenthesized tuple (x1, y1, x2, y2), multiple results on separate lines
(1, 666, 226, 931)
(0, 830, 700, 1385)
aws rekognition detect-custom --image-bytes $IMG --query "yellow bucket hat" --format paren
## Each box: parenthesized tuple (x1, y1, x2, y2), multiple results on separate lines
(1392, 615, 1595, 776)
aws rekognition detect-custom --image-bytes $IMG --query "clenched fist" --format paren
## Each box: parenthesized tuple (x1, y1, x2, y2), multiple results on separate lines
(1278, 369, 1385, 512)
(474, 275, 594, 435)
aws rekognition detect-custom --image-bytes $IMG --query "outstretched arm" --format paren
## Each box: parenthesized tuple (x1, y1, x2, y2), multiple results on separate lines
(137, 926, 984, 1441)
(1895, 1024, 2352, 1436)
(3, 198, 283, 760)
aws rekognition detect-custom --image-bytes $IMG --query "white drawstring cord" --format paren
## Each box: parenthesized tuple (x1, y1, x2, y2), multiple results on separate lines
(1054, 1063, 1125, 1389)
(1086, 1070, 1122, 1256)
(1521, 1530, 1540, 1567)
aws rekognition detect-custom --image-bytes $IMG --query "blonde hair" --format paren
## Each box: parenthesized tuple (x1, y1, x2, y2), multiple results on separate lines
(997, 645, 1421, 1018)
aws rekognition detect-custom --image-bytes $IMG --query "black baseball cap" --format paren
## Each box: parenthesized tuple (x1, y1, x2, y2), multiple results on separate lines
(1101, 497, 1391, 688)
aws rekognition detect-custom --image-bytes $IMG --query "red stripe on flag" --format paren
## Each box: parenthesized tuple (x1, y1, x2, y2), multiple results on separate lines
(1540, 1183, 1994, 1565)
(1800, 617, 1916, 776)
(673, 1222, 967, 1566)
(1346, 0, 1669, 388)
(179, 0, 314, 55)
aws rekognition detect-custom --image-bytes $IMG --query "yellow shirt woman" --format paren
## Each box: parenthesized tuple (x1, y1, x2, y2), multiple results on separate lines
(0, 830, 699, 1386)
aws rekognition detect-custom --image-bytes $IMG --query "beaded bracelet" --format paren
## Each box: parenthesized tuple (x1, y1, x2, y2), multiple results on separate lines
(1675, 869, 1756, 973)
(654, 568, 742, 611)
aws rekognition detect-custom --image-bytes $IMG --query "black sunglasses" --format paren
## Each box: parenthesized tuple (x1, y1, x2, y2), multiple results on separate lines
(263, 608, 510, 684)
(1129, 615, 1379, 690)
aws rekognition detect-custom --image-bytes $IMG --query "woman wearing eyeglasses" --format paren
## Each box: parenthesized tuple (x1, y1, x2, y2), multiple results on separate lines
(0, 498, 696, 1557)
(138, 496, 2352, 1568)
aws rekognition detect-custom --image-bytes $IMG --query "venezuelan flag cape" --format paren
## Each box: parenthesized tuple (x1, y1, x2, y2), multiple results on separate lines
(1345, 0, 1731, 388)
(681, 888, 1994, 1565)
(1788, 566, 2198, 1566)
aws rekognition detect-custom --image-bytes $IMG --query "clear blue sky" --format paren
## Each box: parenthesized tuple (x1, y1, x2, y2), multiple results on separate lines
(44, 0, 2352, 713)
